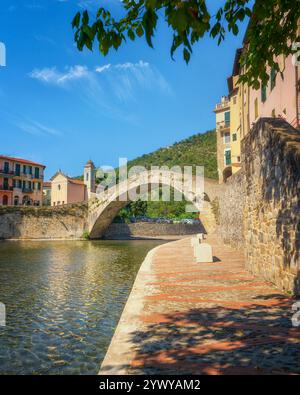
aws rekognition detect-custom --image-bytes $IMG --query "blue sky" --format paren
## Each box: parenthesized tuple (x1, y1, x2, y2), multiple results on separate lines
(0, 0, 248, 179)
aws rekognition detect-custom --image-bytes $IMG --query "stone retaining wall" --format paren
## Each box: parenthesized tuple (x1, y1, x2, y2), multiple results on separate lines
(0, 204, 88, 239)
(103, 222, 205, 239)
(218, 118, 300, 295)
(242, 118, 300, 295)
(218, 171, 246, 249)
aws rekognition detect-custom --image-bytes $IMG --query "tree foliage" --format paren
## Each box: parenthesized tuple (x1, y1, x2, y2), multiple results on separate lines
(72, 0, 300, 88)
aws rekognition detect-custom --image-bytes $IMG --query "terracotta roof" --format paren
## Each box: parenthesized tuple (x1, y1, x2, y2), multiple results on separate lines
(0, 155, 46, 168)
(69, 178, 85, 185)
(43, 182, 51, 188)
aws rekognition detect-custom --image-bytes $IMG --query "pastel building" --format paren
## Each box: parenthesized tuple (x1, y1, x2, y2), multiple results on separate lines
(0, 155, 45, 206)
(214, 22, 300, 183)
(249, 54, 300, 130)
(43, 182, 51, 206)
(214, 96, 231, 184)
(50, 160, 96, 206)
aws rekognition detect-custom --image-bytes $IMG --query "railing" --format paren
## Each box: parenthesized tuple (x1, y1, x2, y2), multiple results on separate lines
(22, 188, 33, 193)
(215, 101, 230, 111)
(0, 169, 14, 176)
(20, 173, 43, 180)
(0, 185, 13, 191)
(217, 121, 230, 130)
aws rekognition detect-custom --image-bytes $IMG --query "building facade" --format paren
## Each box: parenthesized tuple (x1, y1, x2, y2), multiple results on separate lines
(214, 96, 232, 184)
(214, 23, 300, 183)
(50, 160, 96, 206)
(43, 182, 51, 206)
(0, 156, 45, 206)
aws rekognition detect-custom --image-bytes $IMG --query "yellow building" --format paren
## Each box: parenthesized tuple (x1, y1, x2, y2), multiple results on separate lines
(227, 49, 243, 175)
(214, 96, 231, 183)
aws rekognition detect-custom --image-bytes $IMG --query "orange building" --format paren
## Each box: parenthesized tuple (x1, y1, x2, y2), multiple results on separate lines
(0, 156, 45, 206)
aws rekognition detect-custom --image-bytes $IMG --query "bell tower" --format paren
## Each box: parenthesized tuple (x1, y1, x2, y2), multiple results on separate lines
(84, 160, 96, 200)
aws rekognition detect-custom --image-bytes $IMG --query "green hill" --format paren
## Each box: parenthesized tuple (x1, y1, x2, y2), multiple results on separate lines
(126, 129, 217, 179)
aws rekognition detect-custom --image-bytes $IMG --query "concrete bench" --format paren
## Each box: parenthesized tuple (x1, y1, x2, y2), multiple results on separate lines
(190, 233, 204, 247)
(194, 243, 213, 263)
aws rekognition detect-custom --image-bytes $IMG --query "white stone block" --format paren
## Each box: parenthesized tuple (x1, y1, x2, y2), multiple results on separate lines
(194, 243, 213, 263)
(196, 233, 204, 241)
(191, 237, 200, 247)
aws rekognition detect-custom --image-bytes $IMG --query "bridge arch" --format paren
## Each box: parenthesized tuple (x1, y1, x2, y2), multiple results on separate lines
(88, 170, 219, 239)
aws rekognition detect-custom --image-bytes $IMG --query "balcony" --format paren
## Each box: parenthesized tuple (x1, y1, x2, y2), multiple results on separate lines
(0, 185, 13, 191)
(217, 121, 230, 131)
(20, 173, 43, 180)
(22, 188, 34, 193)
(215, 100, 230, 111)
(0, 169, 14, 177)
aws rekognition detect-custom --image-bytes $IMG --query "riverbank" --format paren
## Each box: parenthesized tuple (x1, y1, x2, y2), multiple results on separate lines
(100, 234, 300, 375)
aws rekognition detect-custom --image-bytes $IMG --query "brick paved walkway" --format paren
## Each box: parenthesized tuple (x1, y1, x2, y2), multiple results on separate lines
(100, 235, 300, 375)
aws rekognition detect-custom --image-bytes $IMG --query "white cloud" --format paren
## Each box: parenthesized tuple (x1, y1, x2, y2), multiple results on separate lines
(29, 60, 171, 124)
(95, 64, 111, 73)
(16, 120, 62, 137)
(29, 65, 89, 86)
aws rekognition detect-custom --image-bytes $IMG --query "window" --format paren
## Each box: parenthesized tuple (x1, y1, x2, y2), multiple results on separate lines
(4, 162, 9, 173)
(28, 166, 32, 175)
(254, 98, 259, 119)
(270, 67, 277, 91)
(58, 184, 61, 191)
(2, 195, 8, 205)
(224, 111, 230, 126)
(3, 178, 9, 190)
(62, 201, 65, 205)
(272, 109, 276, 118)
(232, 133, 237, 142)
(34, 167, 40, 179)
(261, 85, 267, 103)
(86, 173, 89, 181)
(53, 202, 56, 206)
(18, 180, 22, 188)
(223, 132, 230, 144)
(23, 165, 27, 174)
(37, 182, 41, 190)
(224, 149, 231, 166)
(14, 196, 19, 206)
(15, 164, 20, 176)
(237, 156, 241, 162)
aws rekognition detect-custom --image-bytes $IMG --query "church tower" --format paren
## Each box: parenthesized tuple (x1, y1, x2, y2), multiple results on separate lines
(84, 160, 96, 200)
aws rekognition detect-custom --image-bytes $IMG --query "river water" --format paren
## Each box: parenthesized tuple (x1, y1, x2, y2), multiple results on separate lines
(0, 239, 163, 375)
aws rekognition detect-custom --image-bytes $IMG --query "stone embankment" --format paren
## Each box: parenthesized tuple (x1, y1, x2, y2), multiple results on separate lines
(217, 118, 300, 295)
(0, 205, 204, 240)
(0, 204, 88, 239)
(100, 234, 300, 375)
(103, 222, 205, 239)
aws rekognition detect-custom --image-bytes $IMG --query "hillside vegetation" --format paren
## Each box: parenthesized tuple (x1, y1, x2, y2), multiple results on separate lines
(126, 130, 217, 179)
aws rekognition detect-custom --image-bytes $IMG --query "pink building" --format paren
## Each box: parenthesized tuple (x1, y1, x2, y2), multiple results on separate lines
(0, 155, 45, 206)
(249, 54, 300, 130)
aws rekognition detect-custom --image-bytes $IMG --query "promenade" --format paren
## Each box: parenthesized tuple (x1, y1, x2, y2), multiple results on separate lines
(100, 235, 300, 375)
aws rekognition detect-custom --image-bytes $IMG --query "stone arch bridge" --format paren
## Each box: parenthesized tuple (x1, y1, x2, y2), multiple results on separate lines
(87, 170, 220, 239)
